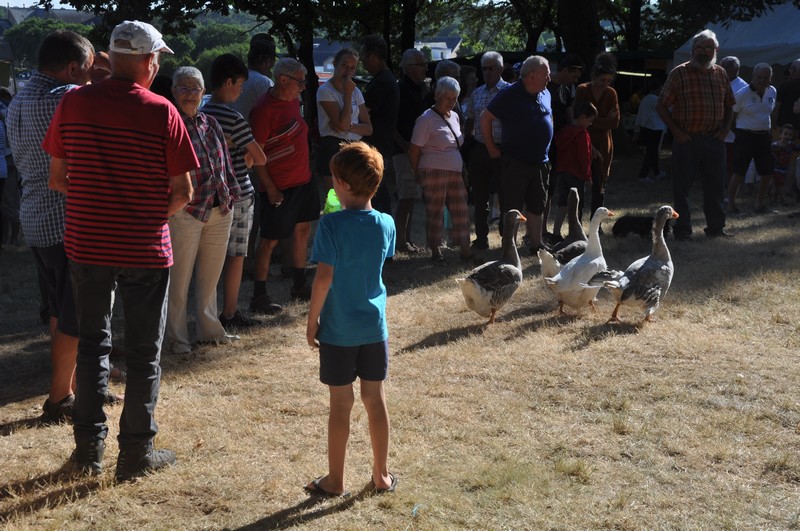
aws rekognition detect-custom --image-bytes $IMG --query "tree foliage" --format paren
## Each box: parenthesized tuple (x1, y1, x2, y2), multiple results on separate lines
(165, 33, 195, 62)
(194, 42, 249, 81)
(4, 17, 92, 68)
(191, 23, 249, 60)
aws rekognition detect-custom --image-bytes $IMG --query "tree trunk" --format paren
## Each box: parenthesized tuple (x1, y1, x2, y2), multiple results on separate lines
(400, 0, 417, 55)
(627, 0, 642, 50)
(558, 0, 605, 74)
(383, 0, 393, 70)
(297, 0, 318, 126)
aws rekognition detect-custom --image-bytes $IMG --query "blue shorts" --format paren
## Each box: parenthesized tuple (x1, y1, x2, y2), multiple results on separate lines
(319, 339, 389, 386)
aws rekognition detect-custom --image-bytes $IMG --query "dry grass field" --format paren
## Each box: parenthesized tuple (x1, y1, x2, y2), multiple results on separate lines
(2, 154, 800, 530)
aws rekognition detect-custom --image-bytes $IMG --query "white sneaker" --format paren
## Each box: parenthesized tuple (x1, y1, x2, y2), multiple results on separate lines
(204, 333, 240, 346)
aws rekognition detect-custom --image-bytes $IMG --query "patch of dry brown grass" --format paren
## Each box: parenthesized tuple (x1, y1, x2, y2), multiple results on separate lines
(2, 156, 800, 529)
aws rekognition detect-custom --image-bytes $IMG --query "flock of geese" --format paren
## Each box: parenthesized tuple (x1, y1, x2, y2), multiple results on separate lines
(457, 187, 679, 325)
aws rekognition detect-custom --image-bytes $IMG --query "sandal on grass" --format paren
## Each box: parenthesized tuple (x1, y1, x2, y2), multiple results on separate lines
(369, 473, 398, 494)
(303, 477, 350, 498)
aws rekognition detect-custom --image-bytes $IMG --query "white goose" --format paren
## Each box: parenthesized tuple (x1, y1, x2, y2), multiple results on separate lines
(457, 210, 526, 324)
(589, 205, 678, 324)
(544, 207, 613, 315)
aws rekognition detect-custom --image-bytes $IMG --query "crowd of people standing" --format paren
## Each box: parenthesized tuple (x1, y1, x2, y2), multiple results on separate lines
(5, 20, 800, 491)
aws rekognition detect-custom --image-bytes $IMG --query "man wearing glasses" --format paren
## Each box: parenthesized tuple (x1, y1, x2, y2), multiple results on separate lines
(392, 48, 428, 254)
(657, 29, 734, 240)
(464, 51, 510, 250)
(248, 58, 319, 312)
(481, 55, 553, 255)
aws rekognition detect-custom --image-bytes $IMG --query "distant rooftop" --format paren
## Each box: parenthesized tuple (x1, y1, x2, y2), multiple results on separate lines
(7, 6, 97, 25)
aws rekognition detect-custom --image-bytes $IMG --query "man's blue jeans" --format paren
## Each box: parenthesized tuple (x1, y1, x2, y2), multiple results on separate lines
(70, 262, 169, 451)
(671, 135, 727, 236)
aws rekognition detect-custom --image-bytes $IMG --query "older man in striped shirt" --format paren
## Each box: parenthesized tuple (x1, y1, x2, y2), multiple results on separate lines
(44, 20, 197, 482)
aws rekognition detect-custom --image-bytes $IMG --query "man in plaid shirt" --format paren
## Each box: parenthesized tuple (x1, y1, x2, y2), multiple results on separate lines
(657, 29, 735, 240)
(465, 51, 510, 250)
(6, 30, 94, 422)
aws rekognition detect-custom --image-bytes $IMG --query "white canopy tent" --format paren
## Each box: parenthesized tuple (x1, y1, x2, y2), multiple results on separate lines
(674, 3, 800, 68)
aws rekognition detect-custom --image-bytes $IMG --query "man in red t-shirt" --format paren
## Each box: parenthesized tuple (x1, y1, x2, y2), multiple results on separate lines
(44, 20, 197, 482)
(248, 57, 320, 312)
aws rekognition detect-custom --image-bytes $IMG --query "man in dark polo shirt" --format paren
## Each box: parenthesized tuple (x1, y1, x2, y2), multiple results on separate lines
(360, 34, 398, 215)
(480, 55, 553, 254)
(392, 48, 428, 254)
(773, 58, 800, 133)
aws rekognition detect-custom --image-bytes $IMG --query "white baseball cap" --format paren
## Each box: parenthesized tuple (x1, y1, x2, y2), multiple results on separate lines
(109, 20, 174, 55)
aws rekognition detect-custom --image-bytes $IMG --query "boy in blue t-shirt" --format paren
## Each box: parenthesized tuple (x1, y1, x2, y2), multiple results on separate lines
(305, 141, 397, 497)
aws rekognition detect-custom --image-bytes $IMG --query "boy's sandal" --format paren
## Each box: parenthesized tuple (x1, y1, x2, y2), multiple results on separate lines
(369, 473, 398, 494)
(304, 477, 350, 498)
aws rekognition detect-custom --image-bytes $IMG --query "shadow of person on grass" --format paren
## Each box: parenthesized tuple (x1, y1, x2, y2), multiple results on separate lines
(0, 415, 66, 437)
(398, 322, 487, 354)
(0, 461, 102, 523)
(230, 482, 376, 530)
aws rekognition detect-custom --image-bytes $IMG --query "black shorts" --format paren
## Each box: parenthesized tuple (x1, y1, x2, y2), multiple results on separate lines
(500, 157, 549, 215)
(32, 243, 78, 337)
(319, 339, 389, 386)
(731, 129, 774, 176)
(259, 179, 321, 240)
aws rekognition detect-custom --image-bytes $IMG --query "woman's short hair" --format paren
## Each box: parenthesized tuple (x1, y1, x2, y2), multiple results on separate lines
(173, 66, 204, 89)
(333, 48, 358, 66)
(592, 52, 617, 78)
(273, 58, 307, 81)
(434, 76, 460, 98)
(435, 59, 460, 80)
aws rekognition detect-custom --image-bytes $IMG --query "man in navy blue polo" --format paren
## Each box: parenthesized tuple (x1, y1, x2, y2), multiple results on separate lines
(480, 55, 553, 254)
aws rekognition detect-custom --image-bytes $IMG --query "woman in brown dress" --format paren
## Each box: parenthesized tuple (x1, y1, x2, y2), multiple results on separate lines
(574, 53, 619, 214)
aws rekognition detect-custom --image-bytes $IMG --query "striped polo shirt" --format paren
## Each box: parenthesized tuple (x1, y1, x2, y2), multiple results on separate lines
(200, 101, 255, 198)
(42, 78, 199, 268)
